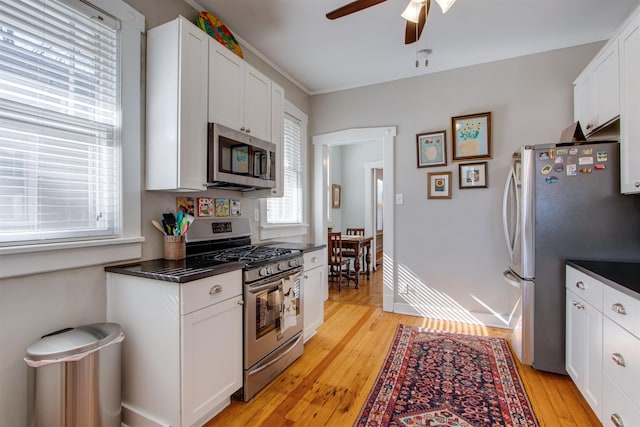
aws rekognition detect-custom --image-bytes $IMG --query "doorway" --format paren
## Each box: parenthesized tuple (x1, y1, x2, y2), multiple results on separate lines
(312, 127, 396, 312)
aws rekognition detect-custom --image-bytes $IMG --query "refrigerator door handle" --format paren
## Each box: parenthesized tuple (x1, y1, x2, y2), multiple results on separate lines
(503, 270, 521, 288)
(502, 166, 519, 258)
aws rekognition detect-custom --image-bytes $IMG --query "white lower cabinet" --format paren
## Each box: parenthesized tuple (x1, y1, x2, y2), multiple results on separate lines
(107, 269, 243, 427)
(565, 289, 603, 418)
(566, 264, 640, 426)
(303, 249, 326, 341)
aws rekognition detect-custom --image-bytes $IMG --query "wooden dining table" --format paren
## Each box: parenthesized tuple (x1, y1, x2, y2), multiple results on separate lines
(340, 234, 372, 288)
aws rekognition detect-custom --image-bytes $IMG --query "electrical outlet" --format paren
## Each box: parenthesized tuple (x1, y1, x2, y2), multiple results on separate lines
(395, 193, 404, 205)
(254, 209, 260, 221)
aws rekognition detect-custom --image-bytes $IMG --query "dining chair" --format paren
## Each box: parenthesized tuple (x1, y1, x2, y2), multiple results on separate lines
(343, 228, 365, 267)
(328, 232, 353, 291)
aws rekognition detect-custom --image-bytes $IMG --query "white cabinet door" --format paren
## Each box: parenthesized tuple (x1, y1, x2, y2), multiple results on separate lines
(574, 43, 619, 135)
(209, 44, 272, 143)
(244, 64, 272, 141)
(592, 43, 619, 129)
(182, 295, 243, 427)
(620, 14, 640, 194)
(146, 17, 208, 191)
(303, 249, 326, 341)
(566, 289, 603, 420)
(208, 42, 244, 132)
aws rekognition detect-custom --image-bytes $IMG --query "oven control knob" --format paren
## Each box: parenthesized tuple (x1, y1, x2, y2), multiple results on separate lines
(289, 259, 299, 268)
(259, 268, 268, 276)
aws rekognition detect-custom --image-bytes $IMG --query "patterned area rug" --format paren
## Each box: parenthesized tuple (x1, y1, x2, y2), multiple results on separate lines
(355, 325, 539, 427)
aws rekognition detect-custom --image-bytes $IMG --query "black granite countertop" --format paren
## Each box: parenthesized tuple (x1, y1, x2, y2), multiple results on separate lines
(260, 242, 326, 252)
(105, 259, 244, 283)
(566, 260, 640, 299)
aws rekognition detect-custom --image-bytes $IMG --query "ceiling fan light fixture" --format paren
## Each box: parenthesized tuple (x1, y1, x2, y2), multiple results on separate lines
(401, 0, 424, 23)
(434, 0, 456, 13)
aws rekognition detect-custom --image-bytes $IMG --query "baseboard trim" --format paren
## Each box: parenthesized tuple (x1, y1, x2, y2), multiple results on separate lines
(393, 303, 513, 330)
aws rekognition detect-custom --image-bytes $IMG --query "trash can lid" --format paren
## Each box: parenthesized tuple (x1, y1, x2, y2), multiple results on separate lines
(25, 322, 122, 361)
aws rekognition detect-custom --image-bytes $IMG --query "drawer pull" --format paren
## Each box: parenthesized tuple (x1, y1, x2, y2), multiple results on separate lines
(611, 303, 627, 315)
(611, 413, 624, 427)
(572, 301, 585, 310)
(611, 353, 626, 367)
(304, 274, 309, 279)
(575, 281, 585, 290)
(237, 300, 244, 306)
(311, 256, 318, 263)
(209, 285, 223, 295)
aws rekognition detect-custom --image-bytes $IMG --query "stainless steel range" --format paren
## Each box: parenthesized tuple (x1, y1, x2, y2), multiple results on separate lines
(186, 218, 304, 402)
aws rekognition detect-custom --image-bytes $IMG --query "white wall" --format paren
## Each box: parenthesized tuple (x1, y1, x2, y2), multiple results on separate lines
(310, 43, 603, 326)
(328, 146, 343, 231)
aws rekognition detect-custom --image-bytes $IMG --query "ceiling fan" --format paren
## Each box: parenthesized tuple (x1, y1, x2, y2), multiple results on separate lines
(326, 0, 456, 44)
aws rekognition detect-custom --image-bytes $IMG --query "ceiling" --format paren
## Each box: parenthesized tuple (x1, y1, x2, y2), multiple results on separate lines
(193, 0, 640, 95)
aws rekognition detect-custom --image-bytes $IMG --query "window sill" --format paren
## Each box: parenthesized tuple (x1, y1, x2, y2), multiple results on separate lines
(0, 237, 145, 279)
(259, 223, 309, 241)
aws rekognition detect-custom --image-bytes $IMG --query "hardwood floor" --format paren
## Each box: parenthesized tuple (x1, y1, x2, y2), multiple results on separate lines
(205, 267, 599, 426)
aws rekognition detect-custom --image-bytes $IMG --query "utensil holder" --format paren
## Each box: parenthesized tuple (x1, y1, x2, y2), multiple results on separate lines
(164, 235, 186, 260)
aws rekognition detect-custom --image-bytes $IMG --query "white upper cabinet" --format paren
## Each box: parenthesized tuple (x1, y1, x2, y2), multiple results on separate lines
(209, 42, 272, 142)
(146, 16, 209, 191)
(620, 13, 640, 194)
(574, 42, 619, 135)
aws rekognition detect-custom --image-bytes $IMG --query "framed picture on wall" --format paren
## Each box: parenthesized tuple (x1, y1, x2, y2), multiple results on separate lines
(451, 112, 492, 161)
(427, 171, 452, 199)
(458, 162, 488, 189)
(331, 184, 341, 208)
(416, 130, 447, 168)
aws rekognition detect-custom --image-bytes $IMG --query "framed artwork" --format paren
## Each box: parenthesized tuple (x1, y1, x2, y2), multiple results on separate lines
(176, 196, 194, 216)
(451, 112, 492, 161)
(214, 198, 230, 217)
(231, 199, 242, 217)
(459, 162, 488, 189)
(331, 184, 341, 208)
(197, 197, 213, 217)
(416, 130, 447, 168)
(427, 171, 452, 199)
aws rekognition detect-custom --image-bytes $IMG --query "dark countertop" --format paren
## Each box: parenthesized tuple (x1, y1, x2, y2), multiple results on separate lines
(260, 242, 326, 253)
(566, 260, 640, 300)
(105, 259, 244, 283)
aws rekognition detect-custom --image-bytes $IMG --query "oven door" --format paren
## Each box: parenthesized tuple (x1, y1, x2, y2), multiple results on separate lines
(245, 270, 303, 369)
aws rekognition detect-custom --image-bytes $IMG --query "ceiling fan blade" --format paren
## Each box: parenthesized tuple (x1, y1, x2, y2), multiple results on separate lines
(404, 0, 429, 44)
(326, 0, 387, 20)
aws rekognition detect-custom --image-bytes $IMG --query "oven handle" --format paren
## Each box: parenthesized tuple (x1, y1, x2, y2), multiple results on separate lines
(246, 333, 304, 377)
(247, 279, 285, 295)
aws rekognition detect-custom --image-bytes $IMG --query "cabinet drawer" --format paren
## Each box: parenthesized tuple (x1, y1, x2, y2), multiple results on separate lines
(604, 285, 640, 338)
(603, 316, 640, 405)
(603, 373, 640, 427)
(566, 266, 604, 310)
(304, 249, 324, 271)
(181, 270, 242, 315)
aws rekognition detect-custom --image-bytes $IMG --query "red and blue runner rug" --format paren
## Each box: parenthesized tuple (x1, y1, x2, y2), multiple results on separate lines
(355, 325, 539, 427)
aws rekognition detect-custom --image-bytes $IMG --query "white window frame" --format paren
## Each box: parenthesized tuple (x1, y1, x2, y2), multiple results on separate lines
(259, 100, 308, 240)
(0, 0, 144, 279)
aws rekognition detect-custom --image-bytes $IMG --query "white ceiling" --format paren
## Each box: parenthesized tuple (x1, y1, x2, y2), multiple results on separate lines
(192, 0, 640, 95)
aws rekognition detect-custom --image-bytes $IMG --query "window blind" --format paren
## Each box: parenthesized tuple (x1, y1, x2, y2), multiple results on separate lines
(0, 0, 120, 244)
(267, 113, 303, 224)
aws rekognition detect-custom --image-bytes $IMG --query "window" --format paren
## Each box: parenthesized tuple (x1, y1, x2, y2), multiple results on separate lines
(261, 101, 307, 238)
(0, 0, 144, 277)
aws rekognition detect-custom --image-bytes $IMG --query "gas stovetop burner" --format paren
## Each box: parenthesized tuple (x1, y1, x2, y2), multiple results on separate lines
(192, 245, 301, 267)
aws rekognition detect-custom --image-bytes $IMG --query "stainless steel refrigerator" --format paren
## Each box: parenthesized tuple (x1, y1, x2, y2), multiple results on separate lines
(502, 141, 640, 374)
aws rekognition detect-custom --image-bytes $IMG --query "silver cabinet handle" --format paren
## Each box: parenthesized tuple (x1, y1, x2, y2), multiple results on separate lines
(635, 182, 640, 188)
(611, 303, 627, 315)
(611, 353, 626, 367)
(311, 256, 318, 263)
(246, 128, 251, 133)
(304, 274, 309, 279)
(572, 301, 585, 310)
(611, 413, 624, 427)
(237, 300, 244, 306)
(209, 285, 223, 295)
(575, 281, 585, 290)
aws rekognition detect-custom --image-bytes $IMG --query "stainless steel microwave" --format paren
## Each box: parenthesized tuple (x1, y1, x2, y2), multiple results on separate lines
(207, 123, 277, 191)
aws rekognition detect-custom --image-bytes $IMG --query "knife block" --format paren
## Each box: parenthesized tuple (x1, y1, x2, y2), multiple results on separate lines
(164, 235, 186, 260)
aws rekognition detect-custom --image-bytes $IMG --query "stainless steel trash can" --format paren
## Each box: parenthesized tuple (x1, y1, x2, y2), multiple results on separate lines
(24, 323, 125, 427)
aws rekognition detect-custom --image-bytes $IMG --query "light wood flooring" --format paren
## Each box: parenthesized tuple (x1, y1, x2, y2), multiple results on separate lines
(205, 266, 599, 426)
